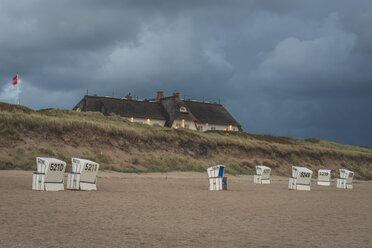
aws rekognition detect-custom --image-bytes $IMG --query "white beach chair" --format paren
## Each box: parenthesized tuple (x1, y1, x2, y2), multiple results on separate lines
(209, 177, 223, 191)
(336, 169, 354, 189)
(317, 169, 331, 186)
(207, 165, 225, 191)
(254, 165, 271, 184)
(32, 157, 66, 191)
(67, 158, 100, 190)
(288, 166, 313, 191)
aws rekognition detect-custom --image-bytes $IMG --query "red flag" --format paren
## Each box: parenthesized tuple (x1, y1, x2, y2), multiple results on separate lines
(12, 74, 18, 85)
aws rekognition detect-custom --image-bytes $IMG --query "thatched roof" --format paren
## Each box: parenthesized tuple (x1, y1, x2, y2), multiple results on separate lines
(184, 101, 241, 128)
(74, 96, 167, 120)
(73, 95, 241, 129)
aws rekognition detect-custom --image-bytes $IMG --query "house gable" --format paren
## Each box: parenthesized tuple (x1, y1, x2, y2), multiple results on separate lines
(183, 101, 242, 130)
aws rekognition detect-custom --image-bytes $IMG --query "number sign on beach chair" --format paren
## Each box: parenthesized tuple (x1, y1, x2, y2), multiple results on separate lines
(254, 165, 271, 184)
(288, 166, 313, 191)
(317, 169, 331, 186)
(32, 157, 66, 191)
(67, 158, 100, 190)
(336, 169, 354, 189)
(207, 165, 225, 191)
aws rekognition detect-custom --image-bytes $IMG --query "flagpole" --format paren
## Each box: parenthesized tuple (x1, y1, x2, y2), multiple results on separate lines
(17, 73, 20, 105)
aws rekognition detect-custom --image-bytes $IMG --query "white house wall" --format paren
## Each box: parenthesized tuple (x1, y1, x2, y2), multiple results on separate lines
(125, 117, 166, 127)
(124, 117, 238, 131)
(172, 119, 197, 130)
(196, 123, 239, 132)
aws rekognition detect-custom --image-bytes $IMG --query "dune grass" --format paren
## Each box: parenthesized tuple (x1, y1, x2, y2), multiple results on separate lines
(1, 102, 372, 179)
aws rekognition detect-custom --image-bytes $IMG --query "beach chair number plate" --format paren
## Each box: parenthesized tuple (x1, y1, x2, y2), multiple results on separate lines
(300, 172, 311, 178)
(50, 163, 64, 171)
(85, 164, 98, 171)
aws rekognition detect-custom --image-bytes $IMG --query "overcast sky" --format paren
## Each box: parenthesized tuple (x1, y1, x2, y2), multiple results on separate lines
(1, 0, 372, 146)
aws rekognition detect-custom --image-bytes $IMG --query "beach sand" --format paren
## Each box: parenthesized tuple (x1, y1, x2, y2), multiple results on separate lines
(0, 170, 371, 247)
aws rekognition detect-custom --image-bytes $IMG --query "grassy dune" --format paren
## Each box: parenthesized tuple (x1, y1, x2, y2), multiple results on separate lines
(1, 102, 372, 179)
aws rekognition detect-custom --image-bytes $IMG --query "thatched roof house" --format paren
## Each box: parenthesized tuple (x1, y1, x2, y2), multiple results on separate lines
(73, 91, 242, 131)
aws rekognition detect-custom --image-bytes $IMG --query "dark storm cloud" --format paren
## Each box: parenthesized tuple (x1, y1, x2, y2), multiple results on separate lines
(1, 0, 372, 146)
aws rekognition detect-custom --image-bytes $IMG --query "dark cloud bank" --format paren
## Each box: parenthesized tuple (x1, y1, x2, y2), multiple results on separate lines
(1, 0, 372, 146)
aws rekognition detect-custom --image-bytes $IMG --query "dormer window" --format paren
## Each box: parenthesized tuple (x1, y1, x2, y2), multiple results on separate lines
(179, 106, 187, 113)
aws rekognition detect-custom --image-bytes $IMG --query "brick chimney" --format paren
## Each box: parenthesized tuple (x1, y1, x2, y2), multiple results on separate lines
(173, 91, 180, 98)
(156, 91, 164, 101)
(125, 93, 132, 100)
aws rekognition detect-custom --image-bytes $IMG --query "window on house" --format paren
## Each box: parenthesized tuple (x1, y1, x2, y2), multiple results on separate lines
(211, 126, 216, 130)
(197, 125, 203, 131)
(179, 107, 187, 113)
(184, 123, 190, 129)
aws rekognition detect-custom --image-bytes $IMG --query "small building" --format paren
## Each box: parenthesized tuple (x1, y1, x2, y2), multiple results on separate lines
(73, 91, 242, 131)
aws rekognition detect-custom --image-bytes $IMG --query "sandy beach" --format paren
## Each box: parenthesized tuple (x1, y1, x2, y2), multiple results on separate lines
(0, 170, 371, 248)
